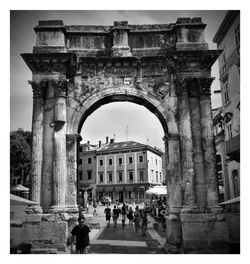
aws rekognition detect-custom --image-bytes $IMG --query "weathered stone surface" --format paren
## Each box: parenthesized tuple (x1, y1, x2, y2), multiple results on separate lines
(21, 18, 224, 252)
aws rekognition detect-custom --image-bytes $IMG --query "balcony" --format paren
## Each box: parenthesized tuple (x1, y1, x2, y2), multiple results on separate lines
(226, 134, 240, 162)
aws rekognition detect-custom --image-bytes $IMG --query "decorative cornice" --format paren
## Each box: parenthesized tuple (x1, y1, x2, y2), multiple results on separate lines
(21, 53, 76, 76)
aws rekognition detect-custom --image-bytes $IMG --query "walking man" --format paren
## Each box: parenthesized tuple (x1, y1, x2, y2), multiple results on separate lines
(70, 216, 91, 254)
(93, 198, 97, 215)
(121, 203, 127, 230)
(112, 205, 120, 227)
(104, 204, 112, 227)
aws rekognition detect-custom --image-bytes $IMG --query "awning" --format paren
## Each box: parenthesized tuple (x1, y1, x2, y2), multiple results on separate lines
(10, 184, 29, 192)
(10, 194, 37, 206)
(219, 196, 240, 205)
(146, 185, 167, 196)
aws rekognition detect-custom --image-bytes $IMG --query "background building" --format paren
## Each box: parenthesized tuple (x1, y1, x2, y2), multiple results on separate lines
(213, 10, 240, 201)
(78, 137, 163, 204)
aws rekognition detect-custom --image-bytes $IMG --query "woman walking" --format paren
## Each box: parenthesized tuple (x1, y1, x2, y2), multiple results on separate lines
(121, 203, 127, 230)
(133, 205, 140, 232)
(127, 206, 134, 226)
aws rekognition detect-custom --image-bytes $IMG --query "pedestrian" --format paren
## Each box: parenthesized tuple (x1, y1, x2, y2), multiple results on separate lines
(133, 205, 140, 232)
(86, 201, 89, 214)
(70, 216, 91, 254)
(112, 205, 120, 228)
(127, 206, 134, 226)
(140, 209, 148, 236)
(121, 203, 127, 230)
(104, 204, 112, 227)
(93, 198, 97, 215)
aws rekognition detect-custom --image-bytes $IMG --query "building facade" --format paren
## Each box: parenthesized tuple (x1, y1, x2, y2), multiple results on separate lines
(213, 11, 240, 201)
(78, 138, 163, 204)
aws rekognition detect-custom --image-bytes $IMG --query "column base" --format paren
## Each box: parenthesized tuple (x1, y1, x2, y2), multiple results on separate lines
(19, 211, 79, 253)
(180, 207, 230, 253)
(25, 205, 43, 214)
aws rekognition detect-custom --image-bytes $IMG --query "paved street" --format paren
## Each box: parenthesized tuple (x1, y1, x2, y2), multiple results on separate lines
(84, 203, 166, 254)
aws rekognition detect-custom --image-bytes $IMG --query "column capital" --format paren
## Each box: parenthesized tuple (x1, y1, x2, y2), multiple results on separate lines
(28, 80, 47, 98)
(174, 78, 189, 95)
(197, 77, 215, 96)
(48, 80, 68, 97)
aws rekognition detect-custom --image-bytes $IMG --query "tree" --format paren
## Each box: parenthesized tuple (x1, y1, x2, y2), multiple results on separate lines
(10, 129, 32, 186)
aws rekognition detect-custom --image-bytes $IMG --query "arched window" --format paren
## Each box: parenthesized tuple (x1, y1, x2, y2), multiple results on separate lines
(232, 169, 240, 197)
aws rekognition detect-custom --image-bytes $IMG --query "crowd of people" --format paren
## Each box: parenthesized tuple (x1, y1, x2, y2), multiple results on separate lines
(72, 197, 167, 254)
(103, 202, 149, 236)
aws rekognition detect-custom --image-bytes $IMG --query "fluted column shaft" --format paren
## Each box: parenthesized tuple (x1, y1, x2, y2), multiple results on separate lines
(28, 81, 46, 212)
(199, 78, 219, 206)
(176, 79, 195, 207)
(65, 134, 82, 212)
(51, 80, 68, 211)
(189, 80, 206, 207)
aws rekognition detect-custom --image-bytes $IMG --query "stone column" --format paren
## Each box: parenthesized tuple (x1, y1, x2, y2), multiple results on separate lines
(41, 80, 54, 210)
(198, 78, 219, 207)
(188, 79, 206, 208)
(27, 81, 46, 212)
(50, 80, 68, 212)
(176, 78, 195, 208)
(65, 134, 81, 212)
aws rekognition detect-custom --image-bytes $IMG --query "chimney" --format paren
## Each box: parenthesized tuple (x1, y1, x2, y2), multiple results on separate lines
(110, 139, 114, 144)
(106, 136, 109, 144)
(99, 141, 102, 148)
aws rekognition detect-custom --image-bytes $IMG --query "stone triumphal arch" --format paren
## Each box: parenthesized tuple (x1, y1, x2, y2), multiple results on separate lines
(21, 19, 229, 252)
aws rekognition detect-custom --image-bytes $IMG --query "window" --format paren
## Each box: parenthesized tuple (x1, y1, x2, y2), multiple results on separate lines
(159, 172, 162, 182)
(139, 170, 144, 182)
(108, 172, 113, 183)
(155, 159, 158, 165)
(88, 157, 92, 164)
(129, 171, 133, 182)
(118, 157, 123, 165)
(99, 159, 103, 166)
(79, 171, 83, 181)
(139, 155, 143, 162)
(79, 146, 83, 152)
(87, 170, 92, 180)
(156, 171, 158, 182)
(129, 156, 133, 164)
(227, 123, 233, 139)
(232, 170, 240, 196)
(224, 82, 230, 104)
(99, 173, 103, 183)
(79, 158, 82, 165)
(129, 191, 133, 199)
(118, 172, 123, 182)
(108, 158, 112, 165)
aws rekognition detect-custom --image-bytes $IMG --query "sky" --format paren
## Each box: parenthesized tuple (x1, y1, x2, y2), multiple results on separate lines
(10, 10, 227, 151)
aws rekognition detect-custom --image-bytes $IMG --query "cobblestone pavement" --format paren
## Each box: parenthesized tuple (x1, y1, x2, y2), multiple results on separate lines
(86, 203, 166, 254)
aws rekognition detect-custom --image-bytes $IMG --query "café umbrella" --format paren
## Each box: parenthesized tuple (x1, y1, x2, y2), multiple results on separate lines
(146, 185, 167, 196)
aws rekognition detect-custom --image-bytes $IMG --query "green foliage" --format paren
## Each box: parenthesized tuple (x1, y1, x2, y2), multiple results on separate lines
(10, 129, 32, 186)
